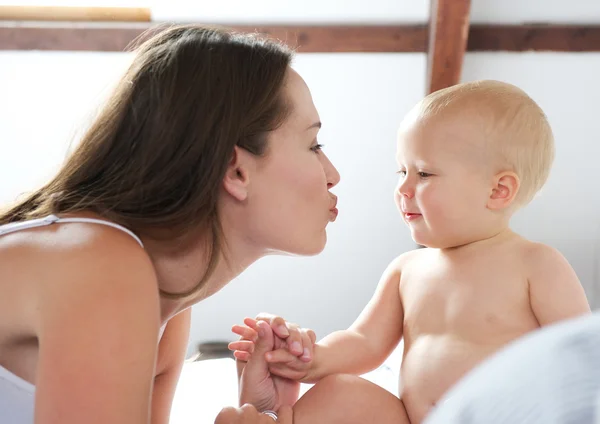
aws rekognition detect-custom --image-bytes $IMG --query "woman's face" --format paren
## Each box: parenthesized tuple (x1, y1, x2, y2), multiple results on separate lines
(242, 68, 341, 256)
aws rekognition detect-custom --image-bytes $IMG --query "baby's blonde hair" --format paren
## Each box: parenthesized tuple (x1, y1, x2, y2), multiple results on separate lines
(412, 80, 555, 207)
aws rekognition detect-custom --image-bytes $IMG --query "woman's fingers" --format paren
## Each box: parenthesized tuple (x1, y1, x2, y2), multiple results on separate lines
(255, 313, 291, 339)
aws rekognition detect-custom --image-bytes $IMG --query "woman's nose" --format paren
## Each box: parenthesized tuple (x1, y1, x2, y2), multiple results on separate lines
(324, 155, 340, 189)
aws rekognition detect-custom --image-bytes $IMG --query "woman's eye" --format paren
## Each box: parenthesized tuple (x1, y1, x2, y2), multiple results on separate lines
(311, 143, 324, 153)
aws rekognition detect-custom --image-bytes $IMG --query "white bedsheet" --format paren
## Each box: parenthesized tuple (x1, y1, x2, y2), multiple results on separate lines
(170, 341, 403, 424)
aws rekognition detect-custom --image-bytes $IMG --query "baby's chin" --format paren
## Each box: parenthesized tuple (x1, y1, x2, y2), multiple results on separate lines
(416, 236, 479, 250)
(408, 228, 429, 247)
(410, 232, 451, 249)
(405, 220, 462, 249)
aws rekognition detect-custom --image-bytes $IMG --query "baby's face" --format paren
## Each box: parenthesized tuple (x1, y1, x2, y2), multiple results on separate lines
(394, 115, 495, 248)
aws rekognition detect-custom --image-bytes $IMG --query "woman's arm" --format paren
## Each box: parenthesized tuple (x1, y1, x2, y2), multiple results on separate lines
(35, 233, 161, 424)
(151, 308, 192, 424)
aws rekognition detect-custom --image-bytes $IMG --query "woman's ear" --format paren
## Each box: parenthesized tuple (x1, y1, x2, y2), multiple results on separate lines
(487, 171, 520, 210)
(223, 146, 251, 202)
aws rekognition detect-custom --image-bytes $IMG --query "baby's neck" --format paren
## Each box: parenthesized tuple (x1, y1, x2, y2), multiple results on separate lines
(442, 227, 518, 252)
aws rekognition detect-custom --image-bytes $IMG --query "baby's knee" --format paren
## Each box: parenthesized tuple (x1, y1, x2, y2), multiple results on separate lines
(309, 373, 386, 406)
(295, 374, 368, 423)
(296, 374, 408, 424)
(312, 374, 363, 398)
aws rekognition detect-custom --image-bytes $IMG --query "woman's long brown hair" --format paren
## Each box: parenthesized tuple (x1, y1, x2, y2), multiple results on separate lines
(0, 25, 293, 298)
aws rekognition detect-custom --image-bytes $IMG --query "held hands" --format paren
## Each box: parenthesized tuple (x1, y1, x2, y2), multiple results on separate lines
(235, 319, 301, 412)
(229, 314, 317, 382)
(216, 314, 315, 424)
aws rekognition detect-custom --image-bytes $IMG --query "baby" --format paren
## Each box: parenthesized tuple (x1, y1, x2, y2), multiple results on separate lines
(230, 80, 591, 424)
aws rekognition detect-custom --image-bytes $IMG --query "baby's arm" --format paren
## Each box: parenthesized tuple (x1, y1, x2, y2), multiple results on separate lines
(231, 255, 407, 383)
(304, 255, 406, 382)
(527, 244, 591, 326)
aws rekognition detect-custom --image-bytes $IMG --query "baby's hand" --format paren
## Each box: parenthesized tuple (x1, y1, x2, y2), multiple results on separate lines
(229, 314, 316, 381)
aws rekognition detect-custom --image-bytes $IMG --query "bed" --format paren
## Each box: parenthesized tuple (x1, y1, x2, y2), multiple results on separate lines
(169, 340, 404, 424)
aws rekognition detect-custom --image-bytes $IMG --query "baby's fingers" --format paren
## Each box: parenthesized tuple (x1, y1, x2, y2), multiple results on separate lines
(231, 324, 258, 342)
(268, 363, 309, 381)
(232, 350, 251, 362)
(264, 348, 298, 364)
(298, 328, 315, 362)
(243, 317, 260, 332)
(228, 340, 255, 353)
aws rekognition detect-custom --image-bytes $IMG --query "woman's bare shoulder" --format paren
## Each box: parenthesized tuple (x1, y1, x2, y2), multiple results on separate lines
(38, 219, 159, 319)
(0, 217, 163, 421)
(0, 218, 159, 336)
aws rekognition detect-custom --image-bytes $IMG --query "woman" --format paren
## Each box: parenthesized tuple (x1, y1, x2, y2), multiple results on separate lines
(0, 24, 339, 424)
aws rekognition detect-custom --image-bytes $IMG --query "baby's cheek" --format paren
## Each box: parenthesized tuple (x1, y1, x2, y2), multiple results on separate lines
(394, 192, 403, 210)
(420, 188, 444, 213)
(426, 204, 447, 223)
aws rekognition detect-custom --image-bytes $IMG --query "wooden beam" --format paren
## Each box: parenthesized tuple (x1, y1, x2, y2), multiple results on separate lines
(427, 0, 472, 94)
(0, 22, 427, 53)
(468, 24, 600, 52)
(0, 6, 151, 22)
(0, 22, 599, 53)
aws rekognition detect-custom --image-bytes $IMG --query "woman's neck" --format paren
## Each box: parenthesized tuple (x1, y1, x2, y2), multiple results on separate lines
(144, 233, 263, 324)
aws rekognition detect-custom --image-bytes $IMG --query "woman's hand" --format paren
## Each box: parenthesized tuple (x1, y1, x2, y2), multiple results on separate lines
(214, 404, 293, 424)
(237, 320, 301, 411)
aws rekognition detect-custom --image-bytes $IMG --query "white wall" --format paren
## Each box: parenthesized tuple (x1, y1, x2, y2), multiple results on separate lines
(153, 0, 429, 24)
(0, 51, 425, 356)
(470, 0, 600, 24)
(13, 0, 600, 24)
(0, 52, 130, 205)
(1, 0, 600, 357)
(2, 50, 599, 358)
(12, 0, 430, 23)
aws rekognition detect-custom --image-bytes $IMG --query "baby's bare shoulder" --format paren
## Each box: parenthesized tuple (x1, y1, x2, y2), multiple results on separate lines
(387, 248, 438, 279)
(391, 247, 429, 268)
(513, 238, 562, 265)
(496, 237, 573, 287)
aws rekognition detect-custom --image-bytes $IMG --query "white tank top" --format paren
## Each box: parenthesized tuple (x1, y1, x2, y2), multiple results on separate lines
(0, 214, 165, 423)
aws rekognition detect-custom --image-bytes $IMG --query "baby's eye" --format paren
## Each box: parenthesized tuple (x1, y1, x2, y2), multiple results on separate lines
(396, 170, 407, 177)
(418, 172, 432, 178)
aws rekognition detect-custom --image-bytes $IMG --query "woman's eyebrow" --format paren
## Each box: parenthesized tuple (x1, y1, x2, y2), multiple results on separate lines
(306, 121, 322, 130)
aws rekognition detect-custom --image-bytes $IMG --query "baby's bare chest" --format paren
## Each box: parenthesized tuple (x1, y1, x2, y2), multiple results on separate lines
(400, 256, 537, 342)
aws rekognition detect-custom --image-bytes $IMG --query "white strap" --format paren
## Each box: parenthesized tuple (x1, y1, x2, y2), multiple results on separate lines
(0, 214, 144, 248)
(52, 216, 144, 248)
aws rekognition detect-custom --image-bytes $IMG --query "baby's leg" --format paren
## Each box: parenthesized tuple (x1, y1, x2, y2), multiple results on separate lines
(292, 374, 410, 424)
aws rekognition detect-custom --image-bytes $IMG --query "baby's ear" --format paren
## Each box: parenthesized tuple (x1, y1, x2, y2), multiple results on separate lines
(487, 171, 520, 210)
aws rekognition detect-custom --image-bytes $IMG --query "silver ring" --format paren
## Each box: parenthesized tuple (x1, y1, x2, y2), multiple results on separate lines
(262, 410, 278, 421)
